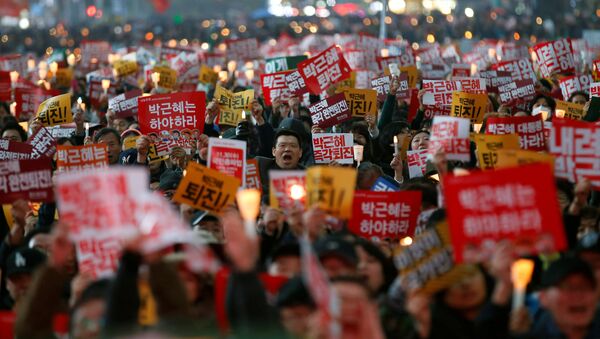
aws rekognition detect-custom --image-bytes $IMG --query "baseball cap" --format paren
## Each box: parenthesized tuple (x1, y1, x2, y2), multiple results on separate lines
(6, 248, 47, 277)
(269, 240, 300, 263)
(314, 236, 358, 267)
(276, 276, 315, 309)
(541, 256, 596, 288)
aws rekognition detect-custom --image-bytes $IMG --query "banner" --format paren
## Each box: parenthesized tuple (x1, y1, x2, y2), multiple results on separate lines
(0, 158, 54, 204)
(151, 66, 177, 89)
(343, 88, 377, 117)
(113, 60, 139, 77)
(75, 235, 122, 279)
(427, 116, 471, 162)
(214, 85, 253, 126)
(36, 93, 72, 127)
(486, 115, 545, 151)
(298, 45, 352, 94)
(444, 163, 566, 263)
(56, 144, 109, 173)
(492, 58, 536, 81)
(450, 92, 487, 124)
(108, 89, 143, 118)
(0, 71, 9, 102)
(226, 38, 260, 61)
(245, 158, 261, 191)
(407, 149, 429, 178)
(451, 64, 471, 78)
(592, 82, 600, 98)
(270, 170, 306, 210)
(308, 93, 352, 128)
(549, 118, 600, 187)
(312, 133, 354, 164)
(556, 100, 585, 120)
(198, 64, 218, 85)
(306, 166, 356, 219)
(533, 38, 576, 78)
(265, 55, 308, 74)
(260, 71, 292, 106)
(173, 162, 240, 214)
(285, 70, 309, 97)
(0, 140, 32, 160)
(559, 74, 592, 100)
(27, 127, 57, 159)
(207, 138, 246, 184)
(348, 190, 421, 240)
(473, 134, 520, 170)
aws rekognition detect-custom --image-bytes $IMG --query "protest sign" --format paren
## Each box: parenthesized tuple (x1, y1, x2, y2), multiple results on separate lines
(494, 149, 555, 170)
(400, 65, 419, 89)
(285, 70, 309, 97)
(371, 75, 391, 102)
(377, 54, 415, 71)
(594, 59, 600, 81)
(549, 118, 600, 187)
(108, 89, 142, 118)
(245, 158, 261, 191)
(559, 74, 592, 100)
(270, 170, 306, 210)
(555, 100, 585, 120)
(87, 78, 117, 108)
(173, 162, 240, 214)
(497, 78, 536, 106)
(422, 79, 486, 106)
(56, 144, 108, 173)
(428, 116, 471, 162)
(27, 126, 57, 159)
(298, 45, 352, 94)
(207, 138, 246, 184)
(371, 177, 399, 192)
(151, 66, 177, 89)
(344, 49, 375, 70)
(497, 42, 530, 61)
(261, 71, 292, 106)
(473, 134, 520, 170)
(306, 166, 356, 219)
(450, 92, 487, 124)
(0, 158, 54, 204)
(533, 38, 576, 78)
(592, 82, 600, 98)
(420, 63, 447, 80)
(343, 88, 377, 117)
(112, 60, 138, 77)
(36, 93, 72, 127)
(348, 190, 421, 240)
(407, 149, 429, 178)
(335, 71, 356, 89)
(479, 70, 512, 93)
(308, 93, 352, 128)
(226, 38, 260, 61)
(0, 72, 9, 102)
(75, 235, 122, 278)
(214, 85, 253, 126)
(392, 221, 474, 293)
(170, 51, 199, 83)
(312, 133, 354, 164)
(451, 64, 471, 78)
(493, 58, 536, 81)
(0, 139, 32, 160)
(0, 54, 27, 75)
(444, 163, 566, 263)
(265, 55, 308, 74)
(486, 115, 545, 151)
(198, 64, 218, 85)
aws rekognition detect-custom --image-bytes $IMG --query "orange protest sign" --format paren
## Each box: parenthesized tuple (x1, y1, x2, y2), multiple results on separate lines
(173, 162, 240, 214)
(494, 149, 555, 171)
(113, 60, 138, 77)
(306, 166, 356, 219)
(54, 68, 73, 88)
(555, 100, 585, 120)
(199, 64, 218, 85)
(474, 134, 520, 170)
(400, 65, 418, 88)
(335, 71, 356, 89)
(343, 88, 378, 117)
(451, 92, 488, 124)
(151, 65, 177, 89)
(37, 93, 72, 126)
(56, 144, 108, 173)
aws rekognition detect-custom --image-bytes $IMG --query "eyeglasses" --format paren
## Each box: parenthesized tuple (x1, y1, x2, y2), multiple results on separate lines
(276, 143, 300, 149)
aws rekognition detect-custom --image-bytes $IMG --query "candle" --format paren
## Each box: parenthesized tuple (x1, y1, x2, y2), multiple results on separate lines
(289, 184, 306, 201)
(38, 68, 47, 81)
(84, 122, 90, 138)
(555, 109, 565, 119)
(218, 70, 228, 82)
(151, 72, 161, 88)
(245, 69, 254, 83)
(227, 60, 237, 74)
(511, 259, 534, 310)
(236, 189, 261, 238)
(213, 65, 222, 73)
(381, 48, 389, 58)
(540, 110, 549, 121)
(27, 59, 36, 72)
(241, 110, 246, 120)
(473, 123, 483, 133)
(9, 102, 16, 116)
(353, 144, 364, 167)
(49, 62, 58, 74)
(67, 54, 76, 67)
(101, 79, 111, 95)
(9, 71, 19, 87)
(77, 97, 84, 111)
(399, 236, 413, 246)
(393, 135, 399, 155)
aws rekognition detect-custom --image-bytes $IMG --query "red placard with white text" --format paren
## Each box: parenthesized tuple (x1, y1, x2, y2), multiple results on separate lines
(312, 133, 354, 164)
(0, 71, 10, 102)
(27, 127, 57, 159)
(479, 70, 513, 93)
(444, 163, 566, 263)
(407, 149, 429, 179)
(497, 78, 536, 106)
(589, 82, 600, 98)
(348, 190, 421, 240)
(427, 116, 471, 162)
(422, 79, 486, 106)
(56, 144, 108, 173)
(261, 71, 292, 106)
(486, 115, 545, 151)
(226, 38, 260, 61)
(15, 87, 61, 121)
(270, 171, 306, 210)
(245, 158, 262, 191)
(0, 140, 32, 160)
(559, 74, 592, 100)
(492, 58, 536, 81)
(285, 70, 309, 97)
(298, 45, 352, 94)
(0, 158, 54, 204)
(533, 38, 576, 78)
(549, 118, 600, 188)
(207, 138, 246, 184)
(308, 93, 352, 128)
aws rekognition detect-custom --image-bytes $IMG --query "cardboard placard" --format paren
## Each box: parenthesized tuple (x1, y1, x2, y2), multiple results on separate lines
(285, 70, 309, 97)
(474, 134, 521, 170)
(555, 100, 585, 120)
(56, 144, 109, 173)
(113, 60, 139, 77)
(207, 138, 246, 184)
(371, 177, 399, 192)
(226, 38, 260, 61)
(492, 58, 536, 81)
(15, 87, 61, 121)
(494, 149, 555, 170)
(427, 116, 471, 162)
(308, 92, 352, 128)
(265, 55, 308, 74)
(269, 170, 306, 210)
(497, 78, 536, 106)
(214, 85, 253, 126)
(298, 45, 352, 94)
(450, 92, 488, 124)
(0, 158, 54, 204)
(407, 149, 429, 178)
(108, 89, 143, 118)
(198, 64, 218, 85)
(261, 71, 292, 106)
(306, 166, 356, 219)
(486, 115, 545, 151)
(27, 127, 57, 159)
(312, 133, 354, 164)
(151, 65, 178, 89)
(245, 158, 261, 191)
(559, 74, 592, 100)
(343, 88, 377, 117)
(533, 38, 576, 78)
(37, 93, 72, 127)
(0, 140, 33, 160)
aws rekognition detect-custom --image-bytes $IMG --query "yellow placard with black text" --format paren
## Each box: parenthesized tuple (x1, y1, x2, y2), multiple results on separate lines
(214, 85, 253, 126)
(37, 93, 72, 126)
(343, 88, 378, 117)
(451, 92, 487, 124)
(306, 166, 356, 219)
(152, 66, 178, 89)
(474, 134, 520, 170)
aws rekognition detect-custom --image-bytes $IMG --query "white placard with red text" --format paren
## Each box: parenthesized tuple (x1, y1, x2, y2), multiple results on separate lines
(427, 116, 471, 162)
(207, 138, 246, 185)
(312, 133, 354, 165)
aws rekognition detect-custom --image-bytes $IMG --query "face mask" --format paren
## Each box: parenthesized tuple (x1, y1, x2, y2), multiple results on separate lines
(532, 105, 548, 116)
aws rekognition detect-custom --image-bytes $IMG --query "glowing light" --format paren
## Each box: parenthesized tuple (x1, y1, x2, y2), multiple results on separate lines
(536, 17, 543, 25)
(86, 5, 97, 17)
(400, 237, 413, 246)
(514, 32, 521, 41)
(388, 0, 406, 14)
(426, 16, 434, 23)
(18, 18, 29, 29)
(303, 5, 316, 16)
(289, 184, 306, 201)
(426, 34, 435, 43)
(464, 31, 473, 39)
(145, 32, 154, 41)
(410, 17, 418, 26)
(465, 7, 474, 18)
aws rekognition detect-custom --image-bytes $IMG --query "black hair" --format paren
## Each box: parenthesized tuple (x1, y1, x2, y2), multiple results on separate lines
(379, 121, 411, 157)
(355, 238, 397, 295)
(408, 129, 430, 151)
(273, 128, 302, 148)
(71, 278, 110, 313)
(1, 122, 28, 142)
(57, 137, 75, 145)
(487, 94, 500, 112)
(403, 179, 439, 209)
(527, 93, 556, 114)
(568, 91, 589, 102)
(538, 79, 553, 92)
(93, 127, 121, 145)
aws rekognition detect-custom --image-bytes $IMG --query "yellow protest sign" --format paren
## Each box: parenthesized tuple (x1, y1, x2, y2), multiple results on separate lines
(138, 279, 157, 326)
(306, 166, 356, 219)
(123, 135, 140, 150)
(113, 60, 138, 77)
(474, 134, 520, 170)
(344, 88, 378, 117)
(55, 68, 73, 88)
(37, 93, 72, 126)
(214, 85, 253, 126)
(495, 149, 555, 171)
(152, 65, 178, 89)
(147, 144, 168, 164)
(199, 64, 218, 85)
(451, 92, 487, 124)
(555, 100, 585, 120)
(173, 162, 241, 214)
(335, 71, 356, 89)
(400, 66, 418, 88)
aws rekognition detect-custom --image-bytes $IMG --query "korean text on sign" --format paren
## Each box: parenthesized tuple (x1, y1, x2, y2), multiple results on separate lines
(474, 134, 521, 170)
(486, 115, 545, 151)
(308, 93, 352, 129)
(207, 138, 246, 184)
(492, 58, 536, 81)
(407, 149, 429, 179)
(245, 159, 262, 191)
(533, 38, 576, 78)
(56, 144, 109, 173)
(0, 139, 32, 160)
(270, 170, 306, 210)
(214, 85, 253, 126)
(427, 116, 471, 162)
(312, 133, 354, 164)
(348, 190, 421, 240)
(226, 38, 260, 61)
(343, 88, 377, 117)
(261, 71, 292, 106)
(0, 158, 54, 204)
(450, 92, 487, 124)
(27, 127, 57, 159)
(298, 45, 352, 94)
(444, 163, 566, 263)
(36, 93, 72, 127)
(306, 166, 356, 219)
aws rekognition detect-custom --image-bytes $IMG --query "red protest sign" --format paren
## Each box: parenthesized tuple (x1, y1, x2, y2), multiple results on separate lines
(377, 55, 415, 70)
(407, 149, 429, 179)
(422, 78, 486, 106)
(27, 127, 57, 159)
(245, 158, 262, 191)
(108, 89, 143, 118)
(261, 71, 292, 106)
(492, 58, 536, 81)
(285, 70, 309, 97)
(371, 75, 391, 102)
(344, 49, 376, 70)
(0, 54, 27, 74)
(0, 158, 54, 204)
(451, 64, 471, 78)
(298, 45, 352, 94)
(348, 190, 421, 240)
(593, 59, 600, 82)
(549, 118, 600, 187)
(207, 138, 246, 184)
(15, 87, 61, 121)
(0, 71, 10, 102)
(80, 40, 110, 70)
(558, 74, 592, 101)
(498, 42, 530, 61)
(428, 116, 471, 162)
(0, 139, 33, 160)
(76, 235, 122, 278)
(169, 51, 200, 83)
(308, 92, 352, 128)
(533, 38, 576, 78)
(312, 133, 354, 164)
(88, 79, 117, 108)
(270, 170, 306, 210)
(497, 78, 536, 106)
(226, 38, 260, 61)
(444, 163, 566, 263)
(479, 70, 513, 93)
(56, 144, 109, 173)
(486, 115, 545, 151)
